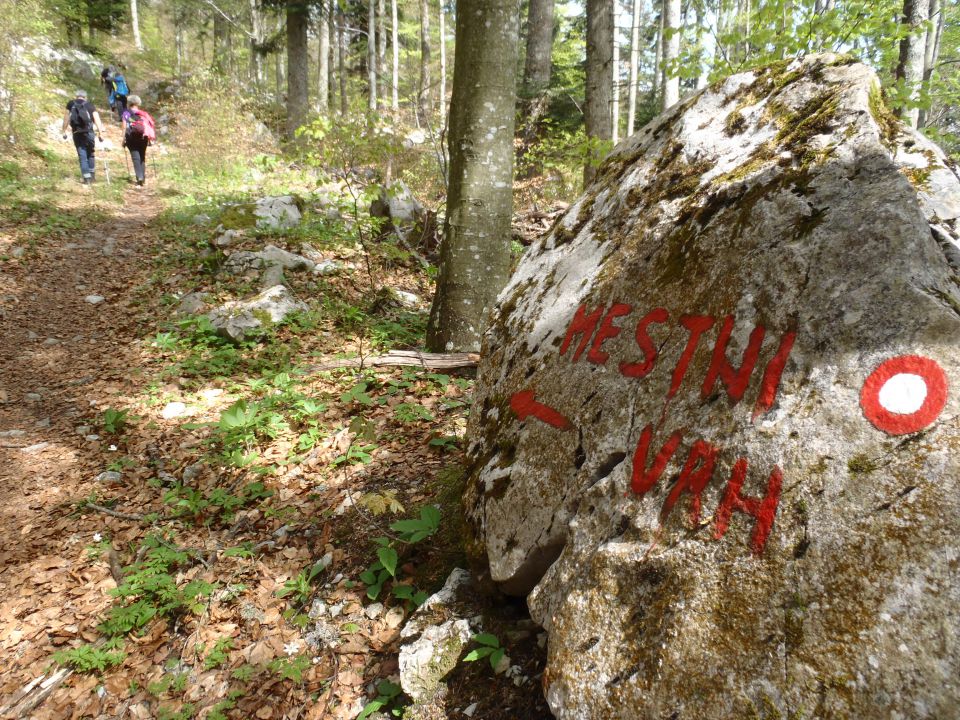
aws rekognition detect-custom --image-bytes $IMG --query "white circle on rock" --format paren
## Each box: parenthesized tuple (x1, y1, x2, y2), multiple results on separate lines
(878, 373, 928, 415)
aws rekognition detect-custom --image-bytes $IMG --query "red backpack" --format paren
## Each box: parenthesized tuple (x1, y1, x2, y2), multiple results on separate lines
(127, 109, 157, 143)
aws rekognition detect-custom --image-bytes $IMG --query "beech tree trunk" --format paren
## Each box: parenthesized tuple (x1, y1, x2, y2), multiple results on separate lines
(318, 4, 330, 113)
(329, 2, 338, 107)
(612, 2, 620, 144)
(213, 12, 229, 73)
(378, 0, 387, 103)
(651, 1, 663, 108)
(418, 0, 432, 124)
(584, 0, 614, 183)
(427, 0, 519, 352)
(918, 0, 943, 128)
(287, 2, 310, 135)
(520, 0, 554, 141)
(368, 0, 378, 110)
(250, 0, 265, 85)
(130, 0, 143, 50)
(338, 6, 348, 114)
(626, 0, 641, 135)
(439, 3, 447, 116)
(896, 0, 927, 127)
(660, 0, 680, 110)
(392, 0, 400, 111)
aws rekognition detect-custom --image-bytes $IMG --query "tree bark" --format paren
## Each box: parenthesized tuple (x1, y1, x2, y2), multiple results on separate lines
(275, 14, 286, 101)
(368, 0, 378, 110)
(612, 2, 620, 144)
(130, 0, 143, 50)
(626, 0, 641, 135)
(287, 1, 310, 135)
(378, 0, 387, 103)
(660, 0, 680, 110)
(896, 0, 927, 127)
(651, 0, 663, 107)
(392, 0, 400, 112)
(427, 0, 519, 352)
(317, 3, 330, 113)
(418, 0, 432, 124)
(584, 0, 614, 183)
(439, 2, 447, 117)
(918, 0, 943, 128)
(329, 1, 338, 107)
(249, 0, 266, 85)
(338, 5, 348, 114)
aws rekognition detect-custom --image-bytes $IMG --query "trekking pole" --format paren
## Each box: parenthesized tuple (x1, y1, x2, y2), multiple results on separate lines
(101, 152, 111, 185)
(122, 146, 131, 182)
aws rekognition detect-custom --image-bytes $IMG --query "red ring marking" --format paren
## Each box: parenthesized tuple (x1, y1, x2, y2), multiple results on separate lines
(860, 355, 948, 435)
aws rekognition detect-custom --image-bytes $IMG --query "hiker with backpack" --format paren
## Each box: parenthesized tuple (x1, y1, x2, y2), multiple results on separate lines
(121, 95, 156, 187)
(111, 70, 130, 126)
(100, 66, 116, 118)
(61, 89, 104, 185)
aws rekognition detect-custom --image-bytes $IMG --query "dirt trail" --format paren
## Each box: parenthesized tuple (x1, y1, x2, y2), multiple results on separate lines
(0, 122, 163, 711)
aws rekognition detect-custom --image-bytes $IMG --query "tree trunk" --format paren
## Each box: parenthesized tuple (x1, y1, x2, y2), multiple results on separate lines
(918, 0, 943, 128)
(367, 0, 378, 110)
(651, 0, 663, 107)
(660, 0, 680, 110)
(896, 0, 926, 127)
(626, 0, 641, 135)
(174, 15, 184, 75)
(275, 14, 285, 101)
(612, 2, 620, 144)
(130, 0, 143, 50)
(418, 0, 432, 124)
(426, 0, 519, 352)
(439, 2, 447, 117)
(287, 1, 310, 135)
(338, 6, 348, 114)
(250, 0, 265, 86)
(696, 0, 709, 87)
(318, 6, 330, 113)
(392, 0, 400, 112)
(329, 1, 338, 108)
(378, 0, 387, 103)
(584, 0, 614, 183)
(213, 12, 229, 73)
(520, 0, 554, 141)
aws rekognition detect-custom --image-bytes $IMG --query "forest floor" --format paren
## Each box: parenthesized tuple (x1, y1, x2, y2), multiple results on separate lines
(0, 113, 552, 718)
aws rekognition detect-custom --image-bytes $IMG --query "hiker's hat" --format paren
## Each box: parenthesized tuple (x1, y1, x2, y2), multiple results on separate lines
(75, 89, 87, 98)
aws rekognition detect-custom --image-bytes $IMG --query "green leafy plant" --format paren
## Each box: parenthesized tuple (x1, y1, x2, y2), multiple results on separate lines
(358, 679, 404, 719)
(464, 632, 506, 670)
(102, 408, 130, 435)
(202, 637, 234, 670)
(53, 641, 126, 673)
(277, 556, 331, 605)
(393, 402, 435, 423)
(390, 505, 441, 543)
(267, 654, 311, 682)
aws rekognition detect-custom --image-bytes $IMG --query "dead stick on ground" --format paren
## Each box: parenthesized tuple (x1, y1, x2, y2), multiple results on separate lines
(1, 667, 73, 718)
(307, 350, 479, 373)
(85, 502, 144, 521)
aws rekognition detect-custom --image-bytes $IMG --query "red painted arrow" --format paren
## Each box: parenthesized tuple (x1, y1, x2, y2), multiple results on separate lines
(510, 390, 573, 430)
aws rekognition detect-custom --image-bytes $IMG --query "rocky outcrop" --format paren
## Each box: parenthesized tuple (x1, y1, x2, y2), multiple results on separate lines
(465, 55, 960, 719)
(206, 285, 307, 342)
(219, 196, 302, 231)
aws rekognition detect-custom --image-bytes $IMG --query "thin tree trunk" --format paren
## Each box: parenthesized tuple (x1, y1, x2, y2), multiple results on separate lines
(250, 0, 265, 85)
(276, 14, 286, 104)
(426, 0, 519, 352)
(585, 0, 613, 183)
(418, 0, 432, 124)
(612, 1, 620, 144)
(392, 0, 400, 112)
(175, 17, 184, 75)
(377, 0, 387, 103)
(367, 0, 378, 110)
(660, 0, 680, 110)
(317, 5, 330, 113)
(918, 0, 943, 128)
(696, 0, 710, 87)
(652, 0, 663, 106)
(338, 6, 348, 114)
(329, 1, 338, 106)
(287, 1, 310, 135)
(439, 2, 447, 116)
(520, 0, 554, 142)
(626, 0, 641, 135)
(130, 0, 143, 50)
(896, 0, 926, 127)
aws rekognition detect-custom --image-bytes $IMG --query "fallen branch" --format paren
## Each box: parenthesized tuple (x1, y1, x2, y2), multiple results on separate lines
(0, 667, 73, 718)
(85, 502, 144, 522)
(307, 349, 479, 373)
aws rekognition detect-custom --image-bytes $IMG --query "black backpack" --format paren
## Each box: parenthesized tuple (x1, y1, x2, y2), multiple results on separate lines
(69, 101, 92, 134)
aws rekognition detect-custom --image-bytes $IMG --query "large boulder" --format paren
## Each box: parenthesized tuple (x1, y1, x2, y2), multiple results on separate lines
(219, 196, 302, 231)
(206, 285, 307, 342)
(465, 55, 960, 719)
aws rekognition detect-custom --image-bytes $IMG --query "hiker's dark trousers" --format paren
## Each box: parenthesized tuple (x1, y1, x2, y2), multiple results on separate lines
(73, 131, 96, 179)
(128, 139, 148, 182)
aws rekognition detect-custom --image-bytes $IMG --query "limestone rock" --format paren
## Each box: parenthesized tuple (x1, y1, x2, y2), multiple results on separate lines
(223, 244, 317, 287)
(255, 196, 301, 230)
(370, 181, 428, 242)
(175, 291, 212, 315)
(465, 55, 960, 719)
(206, 285, 307, 342)
(398, 569, 474, 702)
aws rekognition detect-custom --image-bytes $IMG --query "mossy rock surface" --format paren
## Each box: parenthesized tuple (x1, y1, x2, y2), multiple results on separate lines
(464, 55, 960, 719)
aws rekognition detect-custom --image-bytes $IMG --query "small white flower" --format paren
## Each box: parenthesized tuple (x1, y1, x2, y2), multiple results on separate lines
(108, 445, 117, 451)
(283, 640, 300, 656)
(93, 532, 103, 542)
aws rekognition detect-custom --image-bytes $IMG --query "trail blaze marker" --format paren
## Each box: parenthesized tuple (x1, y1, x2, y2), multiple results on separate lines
(510, 390, 573, 430)
(860, 355, 948, 435)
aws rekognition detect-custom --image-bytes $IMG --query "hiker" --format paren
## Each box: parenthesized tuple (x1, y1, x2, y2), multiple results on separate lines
(100, 66, 116, 118)
(61, 90, 104, 185)
(122, 95, 156, 187)
(111, 70, 130, 125)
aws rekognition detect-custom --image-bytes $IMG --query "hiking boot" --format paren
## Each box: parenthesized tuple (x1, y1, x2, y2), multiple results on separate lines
(137, 179, 144, 186)
(82, 175, 92, 185)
